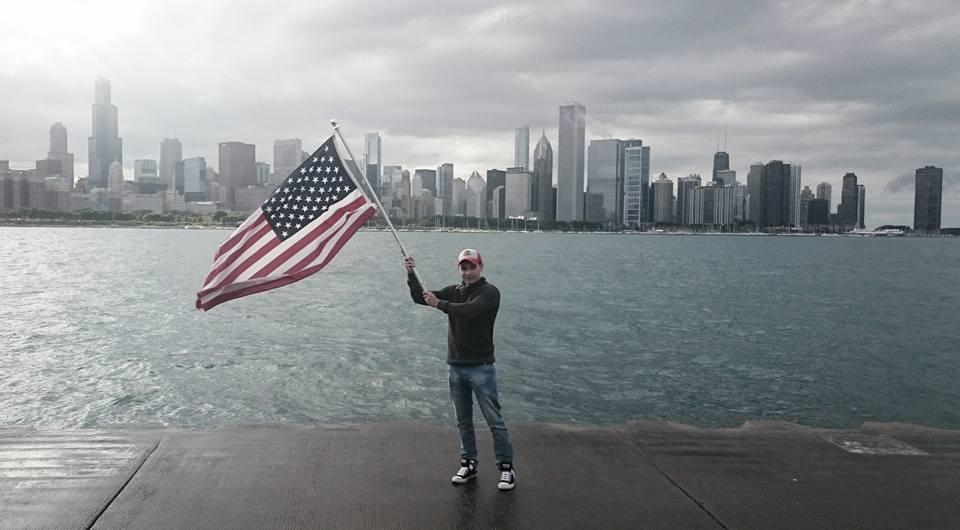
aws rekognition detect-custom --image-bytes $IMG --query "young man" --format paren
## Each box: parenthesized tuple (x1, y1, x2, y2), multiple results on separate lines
(404, 248, 516, 491)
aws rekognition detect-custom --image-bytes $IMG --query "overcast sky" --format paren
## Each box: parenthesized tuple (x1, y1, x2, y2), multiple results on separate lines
(1, 0, 958, 226)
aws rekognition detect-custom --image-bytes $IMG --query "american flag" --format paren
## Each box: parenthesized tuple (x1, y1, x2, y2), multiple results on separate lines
(196, 135, 376, 311)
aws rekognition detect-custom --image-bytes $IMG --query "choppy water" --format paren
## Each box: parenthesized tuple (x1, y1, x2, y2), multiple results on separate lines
(1, 226, 958, 430)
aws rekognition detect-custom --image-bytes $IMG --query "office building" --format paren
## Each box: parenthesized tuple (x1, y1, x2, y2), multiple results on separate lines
(557, 102, 585, 222)
(514, 126, 529, 170)
(533, 132, 554, 221)
(914, 166, 943, 233)
(160, 138, 182, 191)
(587, 138, 624, 224)
(839, 172, 859, 230)
(437, 162, 454, 216)
(48, 122, 74, 186)
(273, 138, 304, 185)
(653, 173, 674, 223)
(87, 79, 122, 189)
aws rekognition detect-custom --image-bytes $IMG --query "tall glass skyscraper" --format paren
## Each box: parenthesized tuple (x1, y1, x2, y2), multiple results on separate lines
(914, 166, 943, 233)
(557, 103, 585, 222)
(761, 160, 792, 229)
(622, 140, 648, 229)
(533, 132, 553, 221)
(712, 151, 730, 184)
(437, 162, 454, 216)
(87, 79, 122, 189)
(586, 139, 623, 224)
(839, 172, 859, 230)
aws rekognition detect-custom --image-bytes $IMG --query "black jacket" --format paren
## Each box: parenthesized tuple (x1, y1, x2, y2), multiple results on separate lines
(408, 273, 500, 365)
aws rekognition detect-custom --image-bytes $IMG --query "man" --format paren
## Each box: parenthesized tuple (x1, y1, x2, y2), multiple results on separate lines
(404, 248, 516, 491)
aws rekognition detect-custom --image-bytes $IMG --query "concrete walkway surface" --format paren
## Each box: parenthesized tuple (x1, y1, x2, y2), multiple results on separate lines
(1, 421, 958, 529)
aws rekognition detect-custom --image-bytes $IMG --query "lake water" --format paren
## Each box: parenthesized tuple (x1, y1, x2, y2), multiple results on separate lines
(1, 226, 958, 430)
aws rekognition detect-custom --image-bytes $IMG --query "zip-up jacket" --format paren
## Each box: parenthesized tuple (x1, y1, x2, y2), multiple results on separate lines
(408, 272, 500, 365)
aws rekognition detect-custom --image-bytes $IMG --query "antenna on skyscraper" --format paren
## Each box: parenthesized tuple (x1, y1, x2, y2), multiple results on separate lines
(724, 130, 728, 151)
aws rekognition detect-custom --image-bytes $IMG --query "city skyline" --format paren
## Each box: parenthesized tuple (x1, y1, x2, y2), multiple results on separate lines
(2, 1, 959, 225)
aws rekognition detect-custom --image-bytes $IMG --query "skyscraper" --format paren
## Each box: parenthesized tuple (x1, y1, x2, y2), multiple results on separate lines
(505, 167, 534, 218)
(273, 138, 304, 185)
(48, 122, 74, 186)
(87, 79, 122, 189)
(653, 173, 674, 223)
(452, 177, 467, 216)
(800, 186, 815, 229)
(914, 166, 943, 233)
(218, 141, 256, 207)
(747, 163, 764, 228)
(789, 165, 802, 228)
(415, 169, 437, 195)
(514, 126, 530, 170)
(816, 182, 832, 212)
(587, 139, 623, 224)
(183, 157, 208, 202)
(485, 169, 506, 218)
(622, 141, 649, 228)
(677, 175, 701, 225)
(160, 139, 182, 191)
(839, 173, 859, 231)
(713, 150, 730, 184)
(465, 171, 487, 218)
(364, 132, 382, 194)
(857, 184, 866, 229)
(761, 160, 792, 229)
(437, 163, 454, 215)
(557, 103, 585, 222)
(533, 132, 554, 221)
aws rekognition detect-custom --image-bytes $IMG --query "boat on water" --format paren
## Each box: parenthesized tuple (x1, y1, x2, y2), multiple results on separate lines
(848, 227, 905, 236)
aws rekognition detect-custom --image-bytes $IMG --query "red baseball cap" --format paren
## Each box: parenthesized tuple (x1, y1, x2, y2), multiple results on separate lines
(457, 248, 483, 266)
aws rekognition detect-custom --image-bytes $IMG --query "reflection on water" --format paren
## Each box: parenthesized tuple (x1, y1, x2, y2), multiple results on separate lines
(1, 227, 959, 429)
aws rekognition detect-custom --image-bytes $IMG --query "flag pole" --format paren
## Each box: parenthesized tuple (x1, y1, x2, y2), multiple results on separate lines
(330, 119, 428, 291)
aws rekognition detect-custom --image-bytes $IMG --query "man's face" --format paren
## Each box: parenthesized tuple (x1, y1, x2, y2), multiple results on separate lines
(459, 261, 482, 284)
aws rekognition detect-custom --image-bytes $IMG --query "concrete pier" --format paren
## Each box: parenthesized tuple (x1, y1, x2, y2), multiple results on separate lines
(1, 421, 958, 529)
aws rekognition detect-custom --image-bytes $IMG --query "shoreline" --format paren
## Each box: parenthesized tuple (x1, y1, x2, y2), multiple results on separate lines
(1, 221, 956, 237)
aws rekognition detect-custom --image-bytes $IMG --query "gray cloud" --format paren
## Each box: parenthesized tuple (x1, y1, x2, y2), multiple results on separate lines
(1, 0, 959, 226)
(885, 172, 960, 193)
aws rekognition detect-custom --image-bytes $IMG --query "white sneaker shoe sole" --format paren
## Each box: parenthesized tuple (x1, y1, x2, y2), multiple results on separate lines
(451, 474, 476, 484)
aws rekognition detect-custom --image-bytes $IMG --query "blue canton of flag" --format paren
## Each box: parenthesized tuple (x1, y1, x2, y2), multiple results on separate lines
(264, 136, 358, 241)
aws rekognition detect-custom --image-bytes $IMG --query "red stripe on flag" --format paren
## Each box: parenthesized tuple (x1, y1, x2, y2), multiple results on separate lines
(285, 205, 376, 275)
(213, 214, 267, 260)
(196, 206, 374, 311)
(202, 217, 273, 286)
(197, 234, 282, 298)
(249, 195, 369, 280)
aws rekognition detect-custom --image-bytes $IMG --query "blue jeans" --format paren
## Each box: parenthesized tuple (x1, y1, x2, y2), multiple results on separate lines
(449, 364, 514, 465)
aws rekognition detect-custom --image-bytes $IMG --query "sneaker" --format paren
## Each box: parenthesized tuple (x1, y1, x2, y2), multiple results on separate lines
(497, 462, 515, 491)
(451, 458, 478, 484)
